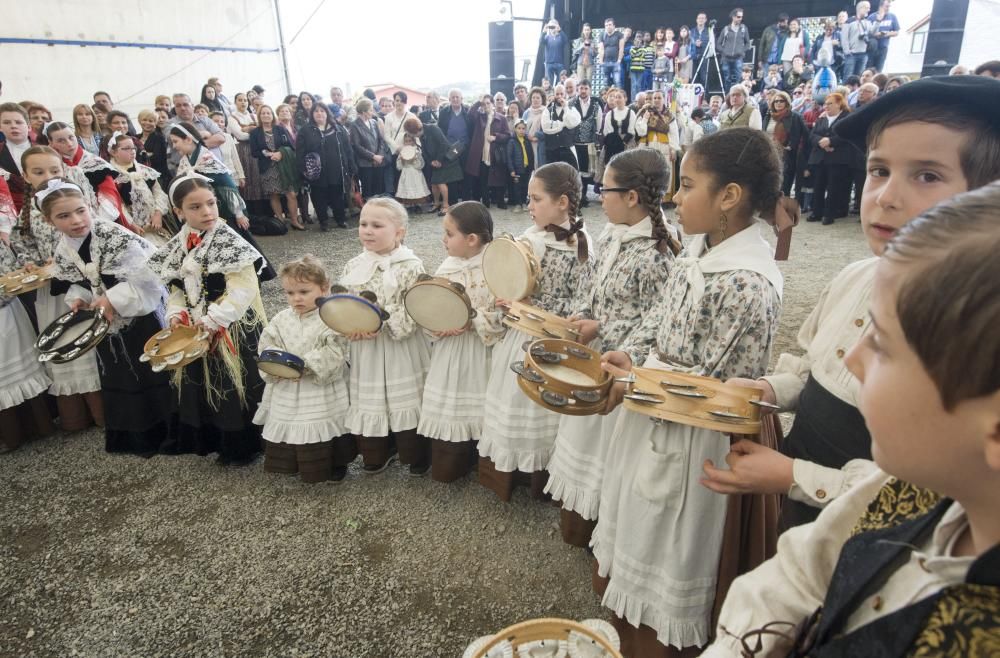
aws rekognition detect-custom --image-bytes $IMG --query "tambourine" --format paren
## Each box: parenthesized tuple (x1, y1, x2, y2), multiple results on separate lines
(399, 144, 417, 161)
(36, 309, 110, 364)
(502, 300, 580, 342)
(140, 325, 211, 372)
(482, 234, 540, 301)
(0, 265, 53, 296)
(257, 349, 305, 379)
(318, 285, 389, 335)
(621, 367, 767, 433)
(464, 618, 622, 658)
(404, 274, 477, 333)
(513, 339, 612, 416)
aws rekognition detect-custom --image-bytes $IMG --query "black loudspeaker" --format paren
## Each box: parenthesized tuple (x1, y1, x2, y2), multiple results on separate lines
(921, 0, 970, 76)
(489, 20, 515, 99)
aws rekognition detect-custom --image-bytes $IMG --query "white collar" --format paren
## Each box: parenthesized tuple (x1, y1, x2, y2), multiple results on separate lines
(675, 222, 783, 303)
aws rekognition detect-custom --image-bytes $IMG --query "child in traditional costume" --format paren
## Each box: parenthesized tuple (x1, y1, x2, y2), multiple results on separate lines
(595, 129, 784, 656)
(41, 178, 172, 456)
(479, 161, 595, 502)
(0, 173, 54, 452)
(254, 256, 354, 483)
(106, 132, 172, 247)
(339, 197, 430, 475)
(167, 122, 276, 283)
(545, 148, 677, 548)
(416, 201, 505, 482)
(147, 173, 268, 466)
(11, 147, 103, 431)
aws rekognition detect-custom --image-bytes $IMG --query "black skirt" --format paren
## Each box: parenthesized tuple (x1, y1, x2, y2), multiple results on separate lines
(779, 374, 871, 530)
(99, 312, 173, 457)
(160, 312, 265, 463)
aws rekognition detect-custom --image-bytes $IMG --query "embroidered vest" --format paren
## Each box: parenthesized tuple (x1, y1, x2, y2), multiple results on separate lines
(783, 479, 1000, 658)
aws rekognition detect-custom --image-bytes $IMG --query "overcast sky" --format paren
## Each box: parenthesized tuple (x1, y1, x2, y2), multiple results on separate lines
(280, 0, 547, 95)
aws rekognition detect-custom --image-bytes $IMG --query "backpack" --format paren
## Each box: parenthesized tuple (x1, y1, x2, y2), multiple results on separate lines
(248, 214, 288, 236)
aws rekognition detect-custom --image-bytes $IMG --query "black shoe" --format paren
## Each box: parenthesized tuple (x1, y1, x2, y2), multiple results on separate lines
(580, 197, 590, 208)
(806, 215, 822, 223)
(331, 465, 348, 483)
(484, 201, 491, 209)
(337, 221, 348, 229)
(320, 223, 330, 232)
(822, 217, 835, 225)
(408, 462, 430, 477)
(497, 203, 508, 210)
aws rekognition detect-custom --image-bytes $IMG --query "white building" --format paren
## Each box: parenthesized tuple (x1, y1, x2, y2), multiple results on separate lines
(883, 0, 1000, 76)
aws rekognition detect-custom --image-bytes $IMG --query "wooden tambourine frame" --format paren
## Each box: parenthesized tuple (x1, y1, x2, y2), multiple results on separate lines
(403, 274, 476, 333)
(502, 300, 580, 342)
(0, 265, 53, 296)
(622, 367, 764, 434)
(514, 338, 612, 416)
(482, 234, 540, 301)
(141, 325, 211, 372)
(468, 618, 623, 658)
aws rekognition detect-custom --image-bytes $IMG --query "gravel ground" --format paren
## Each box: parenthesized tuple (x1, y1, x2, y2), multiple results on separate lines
(0, 202, 871, 657)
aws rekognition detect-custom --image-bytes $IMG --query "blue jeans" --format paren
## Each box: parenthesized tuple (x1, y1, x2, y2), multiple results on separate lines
(870, 47, 889, 72)
(721, 57, 743, 93)
(602, 61, 621, 88)
(630, 70, 646, 93)
(544, 62, 564, 86)
(842, 53, 868, 78)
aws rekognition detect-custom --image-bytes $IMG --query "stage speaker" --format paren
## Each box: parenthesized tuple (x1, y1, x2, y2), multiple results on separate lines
(921, 0, 970, 76)
(490, 20, 516, 99)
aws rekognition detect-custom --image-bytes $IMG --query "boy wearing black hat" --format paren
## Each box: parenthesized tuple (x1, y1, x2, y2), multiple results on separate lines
(701, 75, 1000, 656)
(701, 74, 1000, 527)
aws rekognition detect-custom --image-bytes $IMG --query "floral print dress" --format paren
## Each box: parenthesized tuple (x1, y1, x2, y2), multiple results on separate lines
(479, 233, 596, 473)
(593, 223, 782, 648)
(545, 218, 675, 519)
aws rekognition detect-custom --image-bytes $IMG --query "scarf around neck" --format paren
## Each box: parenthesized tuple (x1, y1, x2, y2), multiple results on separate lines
(673, 222, 784, 303)
(341, 245, 420, 300)
(436, 251, 484, 277)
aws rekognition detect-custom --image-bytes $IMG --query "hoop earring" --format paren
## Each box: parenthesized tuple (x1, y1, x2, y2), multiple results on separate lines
(719, 211, 729, 234)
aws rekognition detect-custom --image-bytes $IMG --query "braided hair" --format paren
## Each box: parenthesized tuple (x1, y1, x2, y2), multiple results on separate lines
(606, 148, 681, 255)
(531, 162, 588, 261)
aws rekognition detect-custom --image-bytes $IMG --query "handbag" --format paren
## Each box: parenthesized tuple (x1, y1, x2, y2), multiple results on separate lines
(444, 140, 465, 162)
(303, 152, 322, 182)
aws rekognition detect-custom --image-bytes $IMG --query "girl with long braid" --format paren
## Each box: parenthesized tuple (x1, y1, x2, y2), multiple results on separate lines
(478, 161, 595, 502)
(594, 128, 785, 656)
(545, 148, 679, 548)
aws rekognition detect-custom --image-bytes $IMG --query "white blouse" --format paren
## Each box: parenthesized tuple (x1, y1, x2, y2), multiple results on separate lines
(703, 467, 972, 658)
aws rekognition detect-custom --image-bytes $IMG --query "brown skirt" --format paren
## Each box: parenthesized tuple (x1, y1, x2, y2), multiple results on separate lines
(711, 415, 783, 628)
(0, 394, 55, 452)
(478, 456, 549, 502)
(431, 439, 473, 483)
(591, 561, 701, 658)
(559, 507, 597, 548)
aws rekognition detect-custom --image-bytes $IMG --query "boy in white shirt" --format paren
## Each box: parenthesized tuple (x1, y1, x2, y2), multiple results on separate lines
(702, 180, 1000, 657)
(700, 75, 1000, 530)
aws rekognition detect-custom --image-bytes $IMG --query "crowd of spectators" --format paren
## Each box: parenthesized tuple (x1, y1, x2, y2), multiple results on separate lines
(2, 3, 998, 236)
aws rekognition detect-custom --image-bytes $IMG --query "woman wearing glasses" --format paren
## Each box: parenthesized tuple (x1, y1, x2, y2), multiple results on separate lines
(106, 132, 172, 245)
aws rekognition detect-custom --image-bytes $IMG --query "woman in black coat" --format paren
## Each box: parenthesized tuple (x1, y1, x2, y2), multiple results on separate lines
(762, 91, 807, 196)
(806, 93, 858, 225)
(250, 106, 302, 228)
(296, 103, 357, 230)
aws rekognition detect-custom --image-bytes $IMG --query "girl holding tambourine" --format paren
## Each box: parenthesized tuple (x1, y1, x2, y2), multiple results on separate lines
(147, 173, 269, 466)
(339, 197, 431, 477)
(593, 129, 784, 656)
(416, 201, 505, 483)
(40, 178, 172, 457)
(254, 255, 353, 483)
(545, 148, 678, 548)
(478, 161, 595, 503)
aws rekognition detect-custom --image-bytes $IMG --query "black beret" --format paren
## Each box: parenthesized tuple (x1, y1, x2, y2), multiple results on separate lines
(834, 75, 1000, 141)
